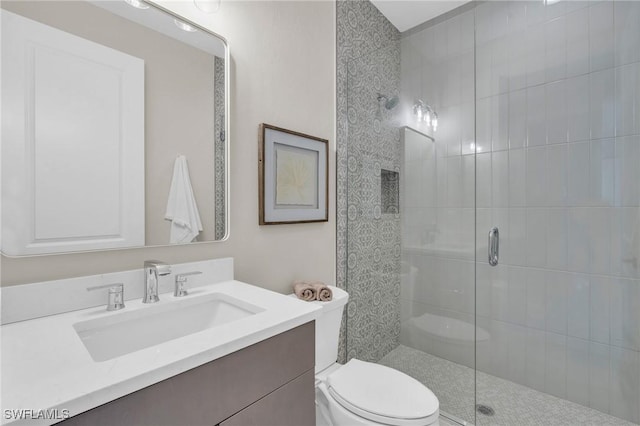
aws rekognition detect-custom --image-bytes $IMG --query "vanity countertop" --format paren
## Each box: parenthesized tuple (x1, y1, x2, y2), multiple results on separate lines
(1, 280, 320, 425)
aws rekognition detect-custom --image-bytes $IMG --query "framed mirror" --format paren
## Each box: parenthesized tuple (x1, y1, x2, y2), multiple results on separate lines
(1, 0, 228, 256)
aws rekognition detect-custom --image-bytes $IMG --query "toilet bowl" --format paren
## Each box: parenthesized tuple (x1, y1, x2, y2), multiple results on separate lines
(302, 286, 440, 426)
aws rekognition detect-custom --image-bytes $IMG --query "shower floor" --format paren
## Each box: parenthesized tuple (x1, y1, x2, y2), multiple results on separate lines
(379, 345, 637, 426)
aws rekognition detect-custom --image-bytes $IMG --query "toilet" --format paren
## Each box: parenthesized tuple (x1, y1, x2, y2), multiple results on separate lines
(311, 286, 440, 426)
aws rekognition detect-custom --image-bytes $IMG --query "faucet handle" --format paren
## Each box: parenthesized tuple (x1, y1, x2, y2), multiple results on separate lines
(87, 283, 125, 311)
(174, 271, 202, 297)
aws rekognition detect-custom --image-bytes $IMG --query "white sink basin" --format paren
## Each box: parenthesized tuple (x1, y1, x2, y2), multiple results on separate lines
(73, 293, 264, 362)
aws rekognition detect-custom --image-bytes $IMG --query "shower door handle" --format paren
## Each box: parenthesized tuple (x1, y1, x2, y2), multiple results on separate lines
(488, 227, 499, 266)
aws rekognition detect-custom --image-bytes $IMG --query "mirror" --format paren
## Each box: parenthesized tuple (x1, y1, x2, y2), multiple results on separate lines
(1, 0, 228, 256)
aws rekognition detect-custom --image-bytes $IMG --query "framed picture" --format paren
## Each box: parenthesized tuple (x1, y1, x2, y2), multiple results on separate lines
(259, 124, 328, 225)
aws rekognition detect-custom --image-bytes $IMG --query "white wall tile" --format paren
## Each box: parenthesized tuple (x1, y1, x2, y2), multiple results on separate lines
(589, 68, 615, 139)
(615, 63, 640, 137)
(589, 341, 611, 414)
(526, 208, 548, 268)
(546, 271, 568, 334)
(588, 208, 611, 275)
(507, 323, 527, 384)
(526, 147, 547, 206)
(491, 266, 509, 320)
(460, 102, 475, 154)
(590, 138, 615, 206)
(615, 136, 640, 207)
(568, 208, 590, 272)
(461, 154, 475, 208)
(527, 85, 547, 146)
(566, 75, 590, 143)
(526, 25, 546, 88)
(476, 208, 492, 264)
(610, 347, 640, 424)
(566, 7, 590, 78)
(509, 89, 527, 149)
(546, 80, 568, 144)
(610, 277, 640, 351)
(589, 2, 614, 72)
(492, 93, 509, 151)
(545, 332, 567, 398)
(492, 150, 509, 207)
(614, 0, 640, 66)
(477, 152, 492, 208)
(509, 208, 527, 266)
(567, 141, 591, 206)
(476, 263, 492, 319)
(526, 0, 546, 27)
(527, 268, 547, 329)
(476, 96, 492, 153)
(619, 209, 640, 279)
(567, 273, 590, 340)
(547, 144, 568, 207)
(446, 156, 462, 208)
(545, 16, 566, 83)
(490, 320, 511, 380)
(509, 148, 527, 207)
(477, 43, 492, 99)
(590, 275, 611, 345)
(547, 208, 568, 270)
(566, 337, 590, 406)
(526, 328, 547, 392)
(545, 0, 566, 21)
(491, 38, 510, 96)
(508, 1, 527, 34)
(507, 266, 527, 326)
(508, 31, 528, 92)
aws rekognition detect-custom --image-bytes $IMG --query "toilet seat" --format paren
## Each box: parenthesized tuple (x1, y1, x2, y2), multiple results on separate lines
(326, 359, 439, 426)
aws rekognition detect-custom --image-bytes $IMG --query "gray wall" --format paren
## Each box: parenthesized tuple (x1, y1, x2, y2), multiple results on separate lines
(337, 0, 402, 362)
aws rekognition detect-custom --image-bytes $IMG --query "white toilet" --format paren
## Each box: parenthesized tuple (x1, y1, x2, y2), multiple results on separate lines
(312, 286, 440, 426)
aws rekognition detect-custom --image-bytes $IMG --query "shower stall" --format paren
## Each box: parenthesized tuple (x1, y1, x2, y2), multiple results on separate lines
(338, 1, 640, 425)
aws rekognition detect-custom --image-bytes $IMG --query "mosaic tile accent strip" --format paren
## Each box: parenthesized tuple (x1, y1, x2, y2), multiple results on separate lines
(214, 56, 226, 240)
(380, 345, 638, 426)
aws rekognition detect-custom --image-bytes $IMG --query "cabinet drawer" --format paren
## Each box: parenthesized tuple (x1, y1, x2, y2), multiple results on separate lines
(220, 369, 315, 426)
(63, 321, 315, 426)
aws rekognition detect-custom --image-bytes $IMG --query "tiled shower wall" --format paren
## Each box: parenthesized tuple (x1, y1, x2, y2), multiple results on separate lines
(337, 0, 402, 362)
(400, 1, 640, 423)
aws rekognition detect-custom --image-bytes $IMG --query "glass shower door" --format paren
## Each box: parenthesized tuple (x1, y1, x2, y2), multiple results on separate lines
(474, 1, 640, 425)
(389, 9, 478, 424)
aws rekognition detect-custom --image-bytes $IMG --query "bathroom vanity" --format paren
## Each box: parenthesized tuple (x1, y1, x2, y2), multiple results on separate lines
(62, 322, 315, 426)
(1, 258, 320, 426)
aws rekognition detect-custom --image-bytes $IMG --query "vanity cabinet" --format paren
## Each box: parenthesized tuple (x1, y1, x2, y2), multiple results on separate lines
(62, 321, 315, 426)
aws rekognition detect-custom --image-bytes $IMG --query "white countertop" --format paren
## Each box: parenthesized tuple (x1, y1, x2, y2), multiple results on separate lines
(1, 280, 321, 425)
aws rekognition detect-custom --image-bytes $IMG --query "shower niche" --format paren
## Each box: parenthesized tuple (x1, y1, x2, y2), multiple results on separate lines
(380, 169, 399, 214)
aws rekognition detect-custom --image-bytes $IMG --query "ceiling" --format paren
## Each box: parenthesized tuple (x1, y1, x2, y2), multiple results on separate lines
(370, 0, 469, 33)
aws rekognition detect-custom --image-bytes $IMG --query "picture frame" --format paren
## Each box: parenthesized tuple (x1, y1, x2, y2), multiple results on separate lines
(258, 124, 328, 225)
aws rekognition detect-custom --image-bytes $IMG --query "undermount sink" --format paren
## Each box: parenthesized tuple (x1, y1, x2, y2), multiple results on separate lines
(73, 293, 264, 362)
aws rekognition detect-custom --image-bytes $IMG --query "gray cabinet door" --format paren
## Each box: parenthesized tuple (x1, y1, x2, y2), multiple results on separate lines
(220, 369, 315, 426)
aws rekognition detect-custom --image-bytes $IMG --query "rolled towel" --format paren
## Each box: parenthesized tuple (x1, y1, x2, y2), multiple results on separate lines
(293, 281, 317, 301)
(310, 281, 333, 302)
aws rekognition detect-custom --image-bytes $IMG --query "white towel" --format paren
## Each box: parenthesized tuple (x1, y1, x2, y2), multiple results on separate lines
(165, 155, 203, 243)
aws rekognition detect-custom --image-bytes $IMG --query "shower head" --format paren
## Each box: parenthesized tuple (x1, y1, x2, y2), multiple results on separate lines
(377, 93, 399, 110)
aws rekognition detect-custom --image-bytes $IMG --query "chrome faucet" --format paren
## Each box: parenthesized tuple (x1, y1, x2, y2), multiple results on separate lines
(143, 260, 171, 303)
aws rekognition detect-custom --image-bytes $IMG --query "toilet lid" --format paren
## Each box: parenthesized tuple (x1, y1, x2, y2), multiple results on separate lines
(327, 359, 439, 424)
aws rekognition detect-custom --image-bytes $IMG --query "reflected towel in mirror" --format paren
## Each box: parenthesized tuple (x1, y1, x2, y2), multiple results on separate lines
(165, 155, 203, 243)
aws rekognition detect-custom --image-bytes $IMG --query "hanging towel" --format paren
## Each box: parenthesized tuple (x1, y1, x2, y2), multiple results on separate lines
(165, 155, 203, 243)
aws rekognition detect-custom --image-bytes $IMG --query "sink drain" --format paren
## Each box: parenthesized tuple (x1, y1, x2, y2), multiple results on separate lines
(476, 404, 495, 416)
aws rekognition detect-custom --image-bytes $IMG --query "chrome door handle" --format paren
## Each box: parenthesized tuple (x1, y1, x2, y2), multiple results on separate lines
(488, 227, 499, 266)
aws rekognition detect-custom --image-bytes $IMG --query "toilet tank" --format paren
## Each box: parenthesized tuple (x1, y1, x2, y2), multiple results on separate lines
(314, 286, 349, 373)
